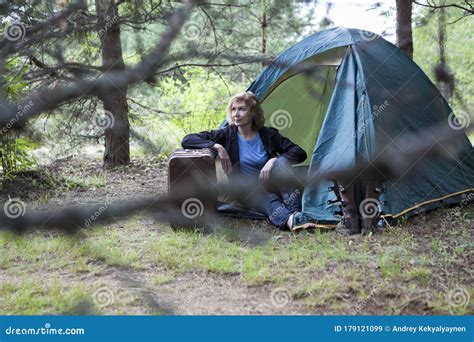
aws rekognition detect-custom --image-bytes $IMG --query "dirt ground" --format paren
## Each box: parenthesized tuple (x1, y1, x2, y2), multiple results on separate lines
(0, 155, 472, 315)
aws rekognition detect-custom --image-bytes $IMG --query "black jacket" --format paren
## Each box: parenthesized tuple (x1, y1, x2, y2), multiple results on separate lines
(181, 125, 307, 176)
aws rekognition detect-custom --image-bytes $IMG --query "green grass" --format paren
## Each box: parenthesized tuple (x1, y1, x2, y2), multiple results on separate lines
(403, 267, 432, 285)
(153, 274, 174, 286)
(1, 204, 472, 315)
(148, 229, 355, 285)
(63, 173, 107, 190)
(73, 228, 142, 268)
(0, 280, 93, 315)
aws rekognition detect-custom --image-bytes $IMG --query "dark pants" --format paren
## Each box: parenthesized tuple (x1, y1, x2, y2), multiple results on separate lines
(259, 186, 302, 229)
(246, 158, 302, 229)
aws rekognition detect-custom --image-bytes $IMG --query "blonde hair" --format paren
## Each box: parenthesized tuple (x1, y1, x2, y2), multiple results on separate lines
(226, 91, 265, 129)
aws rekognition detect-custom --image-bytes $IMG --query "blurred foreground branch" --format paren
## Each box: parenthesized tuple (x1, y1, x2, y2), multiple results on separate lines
(1, 122, 471, 233)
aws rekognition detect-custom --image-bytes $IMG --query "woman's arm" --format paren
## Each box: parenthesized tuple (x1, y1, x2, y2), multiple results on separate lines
(259, 157, 277, 182)
(274, 132, 307, 164)
(181, 128, 232, 174)
(181, 128, 226, 149)
(213, 143, 232, 174)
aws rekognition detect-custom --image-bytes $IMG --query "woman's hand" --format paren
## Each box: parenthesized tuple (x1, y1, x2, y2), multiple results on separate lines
(259, 157, 277, 182)
(213, 144, 232, 174)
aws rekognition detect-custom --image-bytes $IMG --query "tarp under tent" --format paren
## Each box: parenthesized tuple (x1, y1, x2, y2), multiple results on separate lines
(220, 26, 474, 225)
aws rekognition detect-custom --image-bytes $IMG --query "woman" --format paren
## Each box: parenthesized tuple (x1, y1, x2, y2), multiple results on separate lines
(181, 91, 317, 230)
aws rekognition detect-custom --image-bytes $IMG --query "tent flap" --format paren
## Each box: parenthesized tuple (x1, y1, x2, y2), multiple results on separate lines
(242, 27, 474, 222)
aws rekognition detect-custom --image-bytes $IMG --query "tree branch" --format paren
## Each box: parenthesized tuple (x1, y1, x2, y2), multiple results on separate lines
(0, 0, 198, 129)
(412, 0, 474, 14)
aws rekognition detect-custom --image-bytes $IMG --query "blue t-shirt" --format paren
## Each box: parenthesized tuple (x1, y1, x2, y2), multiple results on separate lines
(237, 132, 269, 176)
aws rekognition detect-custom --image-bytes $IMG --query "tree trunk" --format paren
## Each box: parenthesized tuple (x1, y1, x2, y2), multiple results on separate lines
(261, 0, 268, 67)
(437, 6, 454, 101)
(96, 0, 130, 168)
(396, 0, 413, 59)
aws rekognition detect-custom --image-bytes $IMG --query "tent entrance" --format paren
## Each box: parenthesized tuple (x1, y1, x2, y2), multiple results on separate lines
(260, 47, 346, 165)
(261, 65, 338, 166)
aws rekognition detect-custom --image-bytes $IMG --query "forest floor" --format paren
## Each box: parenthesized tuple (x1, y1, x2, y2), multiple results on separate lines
(0, 155, 472, 315)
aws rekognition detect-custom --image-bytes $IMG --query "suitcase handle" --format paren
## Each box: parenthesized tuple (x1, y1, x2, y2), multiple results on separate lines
(171, 148, 217, 158)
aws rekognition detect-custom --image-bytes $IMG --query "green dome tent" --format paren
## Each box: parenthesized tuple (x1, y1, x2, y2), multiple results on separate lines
(226, 26, 473, 225)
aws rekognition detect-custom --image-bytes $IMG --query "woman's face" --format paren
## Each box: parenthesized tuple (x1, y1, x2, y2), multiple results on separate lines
(231, 101, 252, 127)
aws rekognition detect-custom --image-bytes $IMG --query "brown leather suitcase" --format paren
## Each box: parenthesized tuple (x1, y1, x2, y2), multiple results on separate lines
(168, 148, 218, 229)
